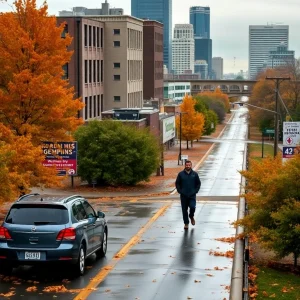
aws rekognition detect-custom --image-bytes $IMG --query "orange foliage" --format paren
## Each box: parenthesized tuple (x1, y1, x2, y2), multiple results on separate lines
(0, 0, 83, 143)
(176, 95, 205, 142)
(200, 88, 230, 111)
(0, 0, 84, 202)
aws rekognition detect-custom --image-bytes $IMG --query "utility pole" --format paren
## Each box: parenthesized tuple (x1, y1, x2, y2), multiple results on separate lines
(265, 77, 290, 157)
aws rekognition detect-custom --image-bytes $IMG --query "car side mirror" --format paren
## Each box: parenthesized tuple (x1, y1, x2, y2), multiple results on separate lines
(98, 211, 105, 218)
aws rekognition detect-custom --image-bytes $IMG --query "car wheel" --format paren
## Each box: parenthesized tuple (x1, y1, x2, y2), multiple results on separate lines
(96, 228, 107, 258)
(74, 244, 86, 276)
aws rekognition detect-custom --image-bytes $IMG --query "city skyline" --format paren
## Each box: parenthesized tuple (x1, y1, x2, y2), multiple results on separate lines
(1, 0, 299, 74)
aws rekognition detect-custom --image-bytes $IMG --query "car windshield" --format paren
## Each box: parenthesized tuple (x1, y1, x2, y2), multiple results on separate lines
(5, 204, 69, 225)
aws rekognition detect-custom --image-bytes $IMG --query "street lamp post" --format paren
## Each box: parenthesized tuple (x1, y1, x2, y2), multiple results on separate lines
(266, 77, 290, 157)
(177, 112, 187, 165)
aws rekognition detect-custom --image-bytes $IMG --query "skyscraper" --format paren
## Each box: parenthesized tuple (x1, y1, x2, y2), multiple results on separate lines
(212, 57, 223, 79)
(172, 24, 194, 74)
(189, 6, 210, 39)
(131, 0, 172, 71)
(194, 38, 212, 78)
(249, 25, 289, 79)
(190, 6, 212, 78)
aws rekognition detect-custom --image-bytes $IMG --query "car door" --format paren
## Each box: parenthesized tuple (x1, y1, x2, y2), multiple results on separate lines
(82, 200, 103, 251)
(72, 201, 94, 255)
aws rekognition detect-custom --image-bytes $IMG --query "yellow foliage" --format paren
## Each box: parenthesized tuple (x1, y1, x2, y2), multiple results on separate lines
(176, 95, 205, 141)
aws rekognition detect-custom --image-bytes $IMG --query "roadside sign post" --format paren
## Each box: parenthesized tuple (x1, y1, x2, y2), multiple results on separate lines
(261, 128, 275, 158)
(282, 122, 300, 160)
(42, 142, 78, 188)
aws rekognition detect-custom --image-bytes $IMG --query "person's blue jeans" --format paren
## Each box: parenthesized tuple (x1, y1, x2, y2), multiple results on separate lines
(180, 195, 196, 225)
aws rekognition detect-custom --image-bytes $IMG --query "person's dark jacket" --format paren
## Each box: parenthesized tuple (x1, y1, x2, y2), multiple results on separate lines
(175, 169, 201, 197)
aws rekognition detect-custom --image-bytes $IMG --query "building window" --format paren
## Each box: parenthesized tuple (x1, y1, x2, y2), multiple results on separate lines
(114, 96, 121, 102)
(84, 97, 88, 120)
(100, 28, 103, 48)
(61, 24, 68, 39)
(62, 63, 68, 80)
(84, 25, 87, 46)
(84, 60, 88, 83)
(101, 94, 104, 112)
(93, 95, 96, 117)
(89, 60, 92, 83)
(114, 75, 120, 81)
(89, 96, 92, 118)
(93, 26, 96, 47)
(114, 62, 120, 68)
(88, 26, 92, 47)
(114, 41, 120, 47)
(113, 29, 120, 35)
(97, 60, 100, 82)
(97, 95, 100, 116)
(93, 60, 96, 83)
(96, 27, 99, 48)
(101, 60, 103, 82)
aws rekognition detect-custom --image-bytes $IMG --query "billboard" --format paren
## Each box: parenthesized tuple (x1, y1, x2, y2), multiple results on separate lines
(42, 142, 77, 176)
(282, 122, 300, 159)
(162, 116, 176, 143)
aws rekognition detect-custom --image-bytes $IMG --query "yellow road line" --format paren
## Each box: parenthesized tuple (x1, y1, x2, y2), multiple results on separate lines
(74, 204, 170, 300)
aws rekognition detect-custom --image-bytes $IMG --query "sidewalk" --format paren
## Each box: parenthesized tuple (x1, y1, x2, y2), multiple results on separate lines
(31, 114, 231, 200)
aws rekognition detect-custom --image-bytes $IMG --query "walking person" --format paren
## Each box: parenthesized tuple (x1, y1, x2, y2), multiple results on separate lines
(175, 160, 201, 230)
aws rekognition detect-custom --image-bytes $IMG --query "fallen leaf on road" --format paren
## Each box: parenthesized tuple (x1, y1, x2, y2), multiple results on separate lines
(0, 291, 15, 297)
(43, 285, 82, 293)
(194, 280, 201, 283)
(215, 237, 236, 243)
(152, 279, 157, 282)
(26, 286, 38, 292)
(206, 274, 214, 277)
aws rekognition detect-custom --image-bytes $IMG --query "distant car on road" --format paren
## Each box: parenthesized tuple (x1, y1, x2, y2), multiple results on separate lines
(0, 194, 107, 276)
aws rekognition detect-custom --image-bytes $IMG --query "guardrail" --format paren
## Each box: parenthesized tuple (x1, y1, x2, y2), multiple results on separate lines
(229, 133, 249, 299)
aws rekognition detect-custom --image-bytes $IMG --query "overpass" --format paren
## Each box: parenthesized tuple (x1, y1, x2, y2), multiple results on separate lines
(165, 79, 257, 98)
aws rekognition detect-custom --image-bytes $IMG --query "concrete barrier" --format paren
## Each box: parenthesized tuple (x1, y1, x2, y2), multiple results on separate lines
(230, 133, 248, 299)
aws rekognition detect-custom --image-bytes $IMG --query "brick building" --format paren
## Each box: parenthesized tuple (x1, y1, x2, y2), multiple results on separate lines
(143, 20, 164, 101)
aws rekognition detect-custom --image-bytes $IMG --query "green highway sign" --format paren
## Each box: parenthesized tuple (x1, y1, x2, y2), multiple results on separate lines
(263, 128, 275, 136)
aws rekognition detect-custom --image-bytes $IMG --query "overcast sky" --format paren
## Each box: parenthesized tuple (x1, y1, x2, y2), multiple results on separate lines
(1, 0, 299, 74)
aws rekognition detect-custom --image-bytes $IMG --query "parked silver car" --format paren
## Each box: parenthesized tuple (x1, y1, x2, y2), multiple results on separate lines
(0, 194, 107, 276)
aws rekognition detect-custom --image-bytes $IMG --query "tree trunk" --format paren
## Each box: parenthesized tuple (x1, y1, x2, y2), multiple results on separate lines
(186, 140, 189, 149)
(294, 253, 298, 267)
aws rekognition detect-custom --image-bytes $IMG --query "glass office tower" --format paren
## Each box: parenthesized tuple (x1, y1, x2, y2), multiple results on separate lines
(189, 6, 210, 39)
(131, 0, 172, 71)
(249, 25, 289, 79)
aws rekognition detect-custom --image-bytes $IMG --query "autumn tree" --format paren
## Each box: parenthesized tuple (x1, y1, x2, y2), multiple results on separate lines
(176, 95, 205, 149)
(0, 0, 83, 201)
(249, 63, 300, 131)
(74, 120, 160, 186)
(195, 89, 229, 123)
(238, 154, 300, 266)
(194, 95, 218, 135)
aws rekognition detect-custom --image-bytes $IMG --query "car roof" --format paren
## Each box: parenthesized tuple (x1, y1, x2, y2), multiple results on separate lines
(13, 194, 85, 206)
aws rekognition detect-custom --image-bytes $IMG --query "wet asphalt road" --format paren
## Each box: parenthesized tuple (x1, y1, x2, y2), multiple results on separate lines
(0, 106, 248, 300)
(198, 107, 248, 197)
